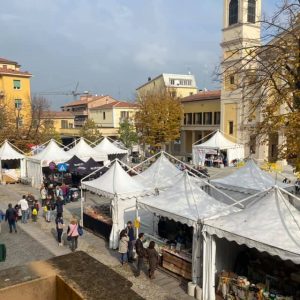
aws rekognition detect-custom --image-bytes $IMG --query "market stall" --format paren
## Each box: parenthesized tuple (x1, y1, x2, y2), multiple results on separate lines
(67, 137, 108, 162)
(26, 139, 71, 188)
(137, 171, 237, 283)
(210, 160, 295, 205)
(81, 160, 150, 249)
(0, 140, 25, 183)
(93, 137, 128, 160)
(202, 187, 300, 300)
(192, 130, 244, 167)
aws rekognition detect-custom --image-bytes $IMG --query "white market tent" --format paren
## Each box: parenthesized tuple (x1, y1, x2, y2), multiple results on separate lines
(93, 137, 128, 156)
(202, 187, 300, 300)
(81, 160, 151, 249)
(192, 130, 244, 166)
(137, 172, 238, 283)
(210, 160, 294, 203)
(134, 153, 182, 189)
(26, 139, 71, 187)
(0, 140, 26, 180)
(67, 137, 108, 162)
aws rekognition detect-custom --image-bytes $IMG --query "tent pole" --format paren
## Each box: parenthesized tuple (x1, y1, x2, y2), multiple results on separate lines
(135, 199, 139, 239)
(81, 162, 115, 182)
(117, 159, 143, 176)
(278, 186, 300, 203)
(6, 140, 26, 154)
(26, 139, 51, 156)
(80, 182, 84, 227)
(90, 136, 104, 147)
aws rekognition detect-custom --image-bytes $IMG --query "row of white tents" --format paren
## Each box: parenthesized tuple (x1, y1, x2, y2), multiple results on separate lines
(80, 152, 300, 299)
(0, 137, 128, 187)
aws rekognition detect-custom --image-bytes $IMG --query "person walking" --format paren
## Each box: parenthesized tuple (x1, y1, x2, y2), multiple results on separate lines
(119, 230, 129, 265)
(67, 218, 79, 252)
(26, 193, 35, 220)
(135, 232, 146, 277)
(55, 196, 64, 217)
(125, 221, 135, 262)
(147, 241, 159, 279)
(5, 204, 17, 233)
(40, 184, 47, 207)
(18, 195, 29, 224)
(44, 200, 51, 222)
(55, 213, 64, 246)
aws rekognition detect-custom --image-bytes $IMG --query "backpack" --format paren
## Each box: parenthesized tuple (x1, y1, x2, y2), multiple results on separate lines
(78, 225, 83, 236)
(32, 208, 38, 216)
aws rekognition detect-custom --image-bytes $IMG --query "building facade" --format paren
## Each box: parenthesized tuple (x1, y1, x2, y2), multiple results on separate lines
(220, 0, 273, 161)
(40, 111, 75, 132)
(0, 57, 32, 128)
(136, 73, 198, 99)
(180, 90, 221, 155)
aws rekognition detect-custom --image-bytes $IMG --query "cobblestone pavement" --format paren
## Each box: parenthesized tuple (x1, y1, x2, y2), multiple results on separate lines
(0, 184, 193, 300)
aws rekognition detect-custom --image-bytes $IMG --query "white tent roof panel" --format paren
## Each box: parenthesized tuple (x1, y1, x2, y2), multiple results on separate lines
(0, 140, 24, 160)
(82, 161, 149, 199)
(204, 188, 300, 264)
(138, 172, 238, 227)
(134, 154, 182, 189)
(93, 137, 128, 155)
(67, 138, 108, 162)
(211, 160, 293, 194)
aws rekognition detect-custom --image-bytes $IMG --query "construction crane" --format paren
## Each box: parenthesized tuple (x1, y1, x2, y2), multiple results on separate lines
(38, 82, 91, 100)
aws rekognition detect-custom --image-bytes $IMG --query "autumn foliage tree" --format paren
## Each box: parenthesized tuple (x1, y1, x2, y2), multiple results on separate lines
(118, 119, 138, 148)
(135, 92, 183, 149)
(221, 0, 300, 166)
(79, 119, 102, 143)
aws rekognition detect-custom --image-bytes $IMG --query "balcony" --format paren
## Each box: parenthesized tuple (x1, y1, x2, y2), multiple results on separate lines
(72, 110, 88, 116)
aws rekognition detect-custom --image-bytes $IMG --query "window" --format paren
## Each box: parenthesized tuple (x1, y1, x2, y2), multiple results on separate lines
(69, 123, 73, 128)
(194, 113, 202, 125)
(103, 112, 106, 120)
(203, 112, 212, 125)
(15, 99, 22, 109)
(170, 79, 175, 85)
(229, 0, 238, 25)
(61, 120, 68, 129)
(214, 112, 221, 125)
(229, 121, 234, 135)
(250, 135, 256, 154)
(230, 75, 235, 85)
(13, 80, 21, 90)
(121, 111, 129, 119)
(185, 113, 193, 125)
(248, 0, 256, 23)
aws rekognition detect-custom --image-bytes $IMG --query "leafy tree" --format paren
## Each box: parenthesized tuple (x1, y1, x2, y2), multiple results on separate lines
(118, 119, 138, 148)
(79, 119, 102, 143)
(135, 92, 183, 149)
(220, 0, 300, 166)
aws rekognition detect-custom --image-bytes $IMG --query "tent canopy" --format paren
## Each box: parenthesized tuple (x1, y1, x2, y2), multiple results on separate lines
(134, 153, 182, 189)
(203, 187, 300, 264)
(29, 139, 71, 166)
(65, 155, 85, 173)
(82, 160, 149, 199)
(93, 137, 128, 155)
(138, 172, 238, 228)
(194, 130, 240, 150)
(67, 137, 108, 162)
(0, 140, 24, 160)
(211, 160, 293, 194)
(77, 158, 102, 176)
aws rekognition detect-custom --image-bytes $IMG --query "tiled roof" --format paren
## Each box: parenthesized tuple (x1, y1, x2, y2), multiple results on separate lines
(181, 90, 221, 103)
(0, 67, 31, 77)
(0, 57, 19, 65)
(41, 111, 75, 119)
(91, 101, 138, 110)
(61, 95, 111, 107)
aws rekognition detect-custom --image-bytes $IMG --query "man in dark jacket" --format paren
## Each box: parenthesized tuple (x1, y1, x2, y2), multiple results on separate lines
(135, 232, 145, 277)
(55, 196, 64, 217)
(5, 203, 17, 233)
(125, 221, 135, 263)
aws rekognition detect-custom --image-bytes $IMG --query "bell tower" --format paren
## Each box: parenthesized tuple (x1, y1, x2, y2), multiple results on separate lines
(220, 0, 262, 156)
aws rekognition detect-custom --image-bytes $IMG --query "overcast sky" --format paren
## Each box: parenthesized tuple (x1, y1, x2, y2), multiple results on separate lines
(0, 0, 277, 108)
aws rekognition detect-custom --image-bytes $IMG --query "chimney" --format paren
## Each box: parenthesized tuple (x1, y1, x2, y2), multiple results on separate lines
(148, 77, 151, 82)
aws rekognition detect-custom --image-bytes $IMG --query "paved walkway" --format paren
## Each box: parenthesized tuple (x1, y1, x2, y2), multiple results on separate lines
(0, 184, 194, 300)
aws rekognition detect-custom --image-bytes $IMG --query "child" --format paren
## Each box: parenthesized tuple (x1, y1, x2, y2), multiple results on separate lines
(32, 207, 38, 222)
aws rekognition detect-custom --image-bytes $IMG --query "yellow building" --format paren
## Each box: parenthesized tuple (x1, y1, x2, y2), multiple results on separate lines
(40, 111, 75, 132)
(0, 57, 32, 128)
(179, 90, 221, 155)
(136, 73, 198, 99)
(90, 100, 138, 130)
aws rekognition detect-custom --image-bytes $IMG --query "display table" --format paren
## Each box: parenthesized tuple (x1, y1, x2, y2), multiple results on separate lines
(83, 205, 112, 240)
(144, 234, 192, 280)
